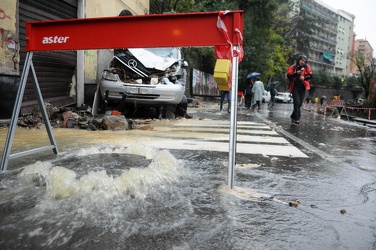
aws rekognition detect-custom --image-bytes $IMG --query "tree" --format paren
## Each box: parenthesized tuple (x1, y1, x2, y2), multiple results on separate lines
(238, 0, 280, 83)
(284, 1, 317, 63)
(332, 76, 343, 92)
(344, 75, 359, 90)
(149, 0, 197, 14)
(149, 0, 310, 90)
(267, 3, 294, 83)
(351, 51, 376, 100)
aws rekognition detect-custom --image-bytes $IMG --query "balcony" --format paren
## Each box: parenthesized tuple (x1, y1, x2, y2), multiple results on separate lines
(310, 56, 335, 66)
(308, 34, 337, 46)
(300, 4, 338, 23)
(310, 46, 336, 55)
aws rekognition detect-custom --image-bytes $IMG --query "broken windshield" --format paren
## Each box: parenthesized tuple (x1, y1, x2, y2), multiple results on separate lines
(143, 48, 179, 59)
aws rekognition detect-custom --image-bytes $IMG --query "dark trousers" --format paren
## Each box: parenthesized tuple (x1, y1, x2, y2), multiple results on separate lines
(252, 100, 261, 112)
(220, 91, 230, 111)
(268, 95, 275, 107)
(291, 86, 306, 121)
(244, 95, 252, 108)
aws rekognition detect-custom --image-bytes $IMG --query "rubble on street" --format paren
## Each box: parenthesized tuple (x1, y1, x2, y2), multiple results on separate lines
(15, 103, 155, 131)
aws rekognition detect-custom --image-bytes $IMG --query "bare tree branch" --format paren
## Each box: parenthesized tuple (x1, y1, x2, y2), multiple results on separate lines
(350, 51, 376, 100)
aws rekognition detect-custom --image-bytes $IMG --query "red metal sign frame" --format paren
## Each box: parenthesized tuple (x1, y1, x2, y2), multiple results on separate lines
(2, 11, 244, 185)
(25, 11, 243, 51)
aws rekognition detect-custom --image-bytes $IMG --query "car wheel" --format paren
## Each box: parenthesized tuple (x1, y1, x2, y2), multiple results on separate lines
(175, 95, 188, 117)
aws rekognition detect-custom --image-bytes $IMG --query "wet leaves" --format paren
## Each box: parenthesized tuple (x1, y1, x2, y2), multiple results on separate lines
(289, 200, 301, 207)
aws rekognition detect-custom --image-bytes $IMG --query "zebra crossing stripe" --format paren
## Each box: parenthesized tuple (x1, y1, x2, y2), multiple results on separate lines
(141, 119, 308, 158)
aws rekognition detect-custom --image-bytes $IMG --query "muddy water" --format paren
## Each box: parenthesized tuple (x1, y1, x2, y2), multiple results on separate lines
(0, 111, 376, 249)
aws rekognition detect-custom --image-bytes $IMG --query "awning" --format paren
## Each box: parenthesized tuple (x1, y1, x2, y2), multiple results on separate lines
(323, 52, 333, 62)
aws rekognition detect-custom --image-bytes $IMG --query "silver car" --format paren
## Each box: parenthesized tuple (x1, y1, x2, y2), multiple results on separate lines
(99, 48, 188, 116)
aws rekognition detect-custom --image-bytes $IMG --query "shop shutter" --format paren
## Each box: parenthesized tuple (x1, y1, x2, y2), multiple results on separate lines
(19, 0, 77, 109)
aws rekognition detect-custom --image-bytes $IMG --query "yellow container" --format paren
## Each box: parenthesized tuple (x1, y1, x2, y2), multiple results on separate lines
(214, 59, 231, 91)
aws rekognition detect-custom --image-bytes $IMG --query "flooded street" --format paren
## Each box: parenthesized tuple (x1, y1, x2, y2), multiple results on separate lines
(0, 102, 375, 249)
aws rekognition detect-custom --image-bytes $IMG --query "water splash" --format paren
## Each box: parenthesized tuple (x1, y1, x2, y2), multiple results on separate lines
(17, 143, 183, 208)
(220, 184, 287, 205)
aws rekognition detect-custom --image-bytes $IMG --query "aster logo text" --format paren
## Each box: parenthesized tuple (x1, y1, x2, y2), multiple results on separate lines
(42, 36, 70, 44)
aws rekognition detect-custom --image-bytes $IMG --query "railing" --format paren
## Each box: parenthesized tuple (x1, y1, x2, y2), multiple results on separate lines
(303, 101, 376, 120)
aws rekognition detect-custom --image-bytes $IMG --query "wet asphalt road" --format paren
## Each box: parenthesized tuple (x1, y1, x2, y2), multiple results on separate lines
(190, 101, 376, 249)
(0, 100, 375, 249)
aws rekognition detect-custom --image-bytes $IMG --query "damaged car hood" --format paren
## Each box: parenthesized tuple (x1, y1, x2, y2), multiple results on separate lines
(128, 48, 179, 71)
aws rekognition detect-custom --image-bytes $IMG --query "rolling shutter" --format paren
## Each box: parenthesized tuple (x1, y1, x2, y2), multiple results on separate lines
(19, 0, 77, 109)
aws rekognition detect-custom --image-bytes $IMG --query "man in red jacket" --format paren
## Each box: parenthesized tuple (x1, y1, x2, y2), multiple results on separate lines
(287, 55, 312, 124)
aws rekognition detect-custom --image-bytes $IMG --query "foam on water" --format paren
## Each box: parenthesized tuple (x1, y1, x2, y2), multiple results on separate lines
(17, 143, 182, 207)
(46, 166, 77, 199)
(219, 184, 288, 205)
(17, 161, 53, 185)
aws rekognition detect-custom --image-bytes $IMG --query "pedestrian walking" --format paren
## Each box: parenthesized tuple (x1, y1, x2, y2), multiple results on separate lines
(287, 55, 312, 124)
(220, 90, 231, 113)
(244, 78, 254, 109)
(320, 95, 326, 105)
(267, 83, 278, 110)
(251, 77, 265, 112)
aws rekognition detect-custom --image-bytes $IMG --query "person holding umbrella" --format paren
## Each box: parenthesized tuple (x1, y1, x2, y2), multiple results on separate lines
(251, 77, 265, 112)
(244, 72, 260, 109)
(244, 78, 254, 109)
(287, 55, 312, 124)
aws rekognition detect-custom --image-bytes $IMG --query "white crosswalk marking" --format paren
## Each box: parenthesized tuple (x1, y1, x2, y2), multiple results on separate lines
(141, 119, 308, 158)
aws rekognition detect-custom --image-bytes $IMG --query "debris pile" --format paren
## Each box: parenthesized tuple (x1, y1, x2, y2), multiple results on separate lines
(16, 103, 153, 131)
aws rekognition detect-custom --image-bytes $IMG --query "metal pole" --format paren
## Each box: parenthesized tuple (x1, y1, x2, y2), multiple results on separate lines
(1, 52, 33, 171)
(1, 52, 60, 171)
(30, 61, 59, 154)
(76, 0, 85, 107)
(227, 46, 239, 189)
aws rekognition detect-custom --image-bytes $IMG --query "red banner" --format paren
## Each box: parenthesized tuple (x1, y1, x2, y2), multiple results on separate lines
(25, 11, 243, 52)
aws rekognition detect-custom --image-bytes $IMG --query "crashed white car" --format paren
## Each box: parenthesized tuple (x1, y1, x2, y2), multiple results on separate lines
(99, 47, 188, 117)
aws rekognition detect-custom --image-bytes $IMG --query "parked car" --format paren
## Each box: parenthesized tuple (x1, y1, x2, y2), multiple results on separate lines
(275, 92, 292, 103)
(98, 47, 188, 117)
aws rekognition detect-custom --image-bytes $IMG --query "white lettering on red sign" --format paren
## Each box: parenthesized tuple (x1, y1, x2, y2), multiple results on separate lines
(42, 36, 70, 44)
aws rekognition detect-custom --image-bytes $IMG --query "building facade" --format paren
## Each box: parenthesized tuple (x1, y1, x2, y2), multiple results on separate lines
(350, 39, 374, 75)
(0, 0, 149, 119)
(291, 0, 355, 78)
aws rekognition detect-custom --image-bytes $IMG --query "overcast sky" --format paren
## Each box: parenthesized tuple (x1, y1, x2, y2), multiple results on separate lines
(320, 0, 376, 54)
